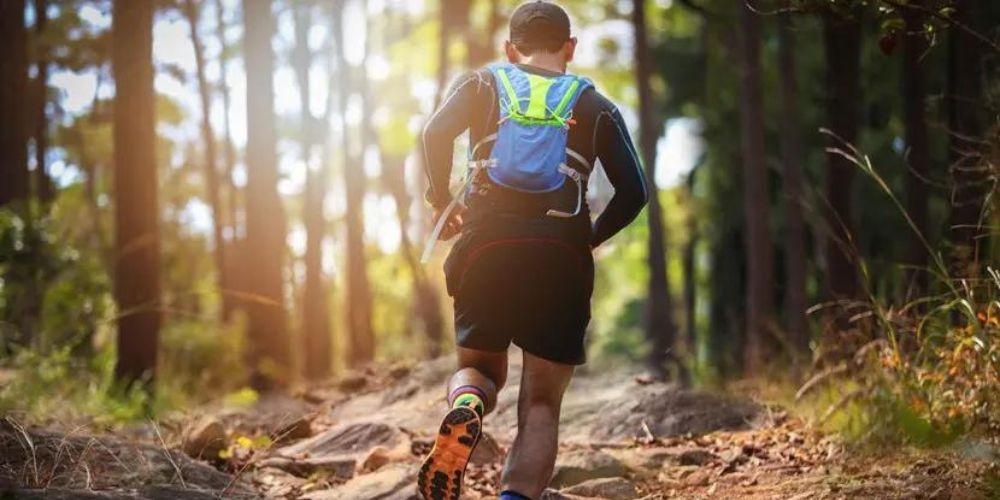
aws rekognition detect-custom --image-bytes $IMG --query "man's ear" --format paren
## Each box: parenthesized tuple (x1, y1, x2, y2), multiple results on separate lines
(504, 41, 521, 63)
(563, 37, 578, 63)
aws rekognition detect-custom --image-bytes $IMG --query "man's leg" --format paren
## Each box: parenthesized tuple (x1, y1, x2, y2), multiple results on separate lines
(448, 346, 508, 414)
(419, 347, 507, 500)
(500, 350, 575, 499)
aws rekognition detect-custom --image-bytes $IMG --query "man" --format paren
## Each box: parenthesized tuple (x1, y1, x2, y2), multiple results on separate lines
(418, 2, 647, 499)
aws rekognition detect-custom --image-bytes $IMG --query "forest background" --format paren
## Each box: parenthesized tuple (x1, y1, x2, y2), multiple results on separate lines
(0, 0, 997, 448)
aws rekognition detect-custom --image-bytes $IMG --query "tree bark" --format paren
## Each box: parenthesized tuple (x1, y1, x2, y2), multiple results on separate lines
(214, 0, 241, 320)
(335, 1, 374, 366)
(777, 5, 809, 358)
(682, 168, 698, 354)
(243, 0, 290, 389)
(184, 0, 228, 322)
(294, 0, 332, 380)
(33, 0, 54, 203)
(466, 0, 501, 68)
(433, 0, 455, 109)
(821, 8, 862, 305)
(737, 0, 774, 372)
(0, 0, 29, 207)
(946, 0, 987, 278)
(382, 152, 445, 357)
(633, 0, 680, 380)
(112, 0, 161, 389)
(901, 0, 931, 299)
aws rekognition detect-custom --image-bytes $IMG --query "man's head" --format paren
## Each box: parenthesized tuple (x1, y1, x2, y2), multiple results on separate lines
(504, 1, 577, 68)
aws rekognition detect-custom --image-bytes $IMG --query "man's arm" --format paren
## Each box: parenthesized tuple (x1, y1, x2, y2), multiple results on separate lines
(591, 106, 649, 247)
(421, 71, 484, 209)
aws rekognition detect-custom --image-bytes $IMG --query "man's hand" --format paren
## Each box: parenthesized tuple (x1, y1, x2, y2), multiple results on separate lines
(433, 205, 465, 241)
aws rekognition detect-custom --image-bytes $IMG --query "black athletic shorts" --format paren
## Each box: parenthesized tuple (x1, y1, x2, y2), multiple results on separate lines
(444, 230, 594, 366)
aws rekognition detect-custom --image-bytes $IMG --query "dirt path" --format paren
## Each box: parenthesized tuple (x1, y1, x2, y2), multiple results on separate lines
(1, 354, 995, 499)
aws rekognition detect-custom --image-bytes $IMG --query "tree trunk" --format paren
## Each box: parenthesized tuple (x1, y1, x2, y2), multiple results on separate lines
(214, 0, 241, 320)
(33, 0, 54, 203)
(294, 1, 332, 380)
(184, 0, 228, 322)
(900, 0, 931, 299)
(777, 5, 809, 359)
(433, 0, 455, 109)
(243, 0, 290, 389)
(0, 0, 29, 207)
(336, 1, 374, 366)
(946, 0, 987, 277)
(466, 0, 501, 68)
(633, 0, 680, 381)
(682, 168, 698, 354)
(112, 0, 161, 389)
(737, 0, 773, 372)
(821, 8, 862, 304)
(382, 152, 445, 357)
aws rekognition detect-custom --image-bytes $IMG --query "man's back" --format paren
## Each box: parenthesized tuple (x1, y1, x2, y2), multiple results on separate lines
(422, 64, 648, 248)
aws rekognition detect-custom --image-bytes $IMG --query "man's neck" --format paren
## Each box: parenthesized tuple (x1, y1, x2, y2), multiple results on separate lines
(518, 55, 566, 74)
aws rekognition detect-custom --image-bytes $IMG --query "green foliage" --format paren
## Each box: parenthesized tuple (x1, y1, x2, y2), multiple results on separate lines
(158, 315, 249, 405)
(0, 346, 151, 424)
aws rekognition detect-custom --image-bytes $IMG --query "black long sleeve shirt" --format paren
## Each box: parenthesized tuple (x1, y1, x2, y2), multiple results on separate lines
(421, 65, 648, 247)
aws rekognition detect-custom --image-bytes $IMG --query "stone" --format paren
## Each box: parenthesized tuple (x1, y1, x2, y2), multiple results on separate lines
(337, 373, 368, 392)
(257, 456, 357, 479)
(678, 448, 717, 466)
(540, 490, 592, 500)
(276, 422, 408, 460)
(562, 477, 638, 499)
(550, 450, 627, 489)
(275, 415, 313, 444)
(589, 387, 759, 441)
(302, 464, 418, 500)
(683, 468, 712, 487)
(182, 416, 227, 460)
(470, 432, 504, 465)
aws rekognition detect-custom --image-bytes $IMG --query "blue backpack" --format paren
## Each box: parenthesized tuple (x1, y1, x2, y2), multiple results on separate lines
(422, 64, 593, 263)
(470, 63, 593, 213)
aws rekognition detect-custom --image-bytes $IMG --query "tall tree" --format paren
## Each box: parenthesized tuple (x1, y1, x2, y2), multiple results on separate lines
(294, 0, 332, 380)
(214, 0, 242, 320)
(243, 0, 290, 388)
(737, 0, 773, 372)
(336, 0, 374, 366)
(112, 0, 161, 387)
(382, 152, 445, 356)
(466, 0, 502, 68)
(821, 7, 862, 304)
(946, 0, 988, 277)
(900, 0, 932, 298)
(633, 0, 680, 380)
(776, 4, 809, 358)
(33, 0, 55, 203)
(0, 0, 30, 207)
(183, 0, 228, 321)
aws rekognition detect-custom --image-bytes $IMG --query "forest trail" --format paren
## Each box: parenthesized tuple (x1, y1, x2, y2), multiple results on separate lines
(1, 354, 994, 499)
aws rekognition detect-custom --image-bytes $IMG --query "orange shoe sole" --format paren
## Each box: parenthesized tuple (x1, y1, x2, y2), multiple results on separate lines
(418, 406, 482, 500)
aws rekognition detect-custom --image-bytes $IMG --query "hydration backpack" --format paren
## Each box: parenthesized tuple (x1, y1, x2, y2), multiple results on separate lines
(470, 63, 594, 217)
(422, 64, 593, 264)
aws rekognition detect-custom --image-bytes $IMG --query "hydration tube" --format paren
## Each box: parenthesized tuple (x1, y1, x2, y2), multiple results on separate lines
(421, 176, 473, 265)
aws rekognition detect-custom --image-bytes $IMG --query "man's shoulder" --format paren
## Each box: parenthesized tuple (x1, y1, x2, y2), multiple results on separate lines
(576, 85, 619, 117)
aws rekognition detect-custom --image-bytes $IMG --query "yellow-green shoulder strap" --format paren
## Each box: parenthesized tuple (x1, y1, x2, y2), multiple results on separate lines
(496, 68, 522, 115)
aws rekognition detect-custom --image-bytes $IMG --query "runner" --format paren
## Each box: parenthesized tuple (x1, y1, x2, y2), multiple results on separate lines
(418, 2, 648, 498)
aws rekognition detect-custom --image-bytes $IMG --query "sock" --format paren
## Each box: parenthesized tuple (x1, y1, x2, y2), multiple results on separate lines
(449, 385, 486, 417)
(499, 491, 531, 500)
